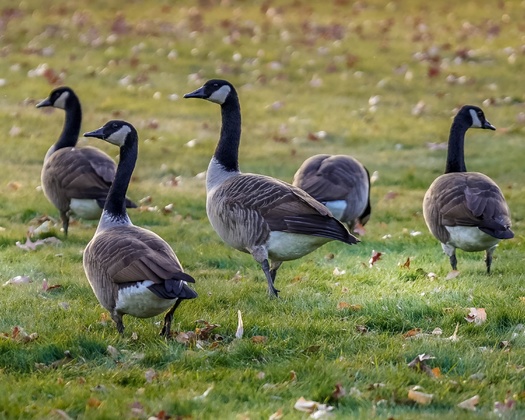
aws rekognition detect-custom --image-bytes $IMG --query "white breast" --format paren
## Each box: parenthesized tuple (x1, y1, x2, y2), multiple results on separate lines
(70, 198, 103, 219)
(115, 281, 176, 318)
(267, 231, 330, 261)
(445, 226, 500, 252)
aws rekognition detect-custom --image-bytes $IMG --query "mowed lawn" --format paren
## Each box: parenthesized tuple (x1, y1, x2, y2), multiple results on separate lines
(1, 0, 525, 418)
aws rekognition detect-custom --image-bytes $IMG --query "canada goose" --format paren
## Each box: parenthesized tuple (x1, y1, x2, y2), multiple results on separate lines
(184, 79, 358, 297)
(36, 86, 136, 235)
(83, 120, 197, 336)
(293, 154, 371, 234)
(423, 105, 513, 273)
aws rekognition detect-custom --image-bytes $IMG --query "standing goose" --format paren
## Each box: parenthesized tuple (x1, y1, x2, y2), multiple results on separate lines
(36, 86, 136, 235)
(83, 120, 197, 336)
(293, 154, 371, 234)
(184, 79, 358, 297)
(423, 105, 513, 273)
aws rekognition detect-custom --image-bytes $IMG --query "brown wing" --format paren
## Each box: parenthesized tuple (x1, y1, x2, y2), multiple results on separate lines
(88, 226, 194, 285)
(220, 174, 357, 244)
(293, 154, 369, 202)
(45, 147, 136, 207)
(426, 172, 513, 240)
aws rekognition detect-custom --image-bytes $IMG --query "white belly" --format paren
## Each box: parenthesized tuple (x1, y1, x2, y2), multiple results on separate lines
(115, 281, 176, 318)
(70, 198, 103, 219)
(267, 231, 330, 261)
(324, 200, 346, 220)
(445, 226, 500, 252)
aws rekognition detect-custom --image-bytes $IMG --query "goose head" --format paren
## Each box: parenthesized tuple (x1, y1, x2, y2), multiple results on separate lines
(84, 120, 135, 147)
(184, 79, 234, 105)
(36, 86, 76, 110)
(457, 105, 496, 130)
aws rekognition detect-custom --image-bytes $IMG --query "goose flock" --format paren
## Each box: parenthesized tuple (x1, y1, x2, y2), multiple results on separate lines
(33, 81, 514, 334)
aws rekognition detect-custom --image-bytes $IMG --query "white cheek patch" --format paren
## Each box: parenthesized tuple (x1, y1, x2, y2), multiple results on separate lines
(53, 91, 70, 109)
(106, 125, 131, 146)
(208, 85, 231, 104)
(469, 109, 482, 128)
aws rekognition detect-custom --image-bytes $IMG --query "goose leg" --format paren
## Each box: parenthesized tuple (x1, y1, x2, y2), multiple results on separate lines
(111, 312, 124, 334)
(60, 210, 69, 237)
(262, 259, 280, 297)
(160, 299, 183, 337)
(270, 261, 282, 283)
(485, 246, 496, 274)
(442, 243, 457, 271)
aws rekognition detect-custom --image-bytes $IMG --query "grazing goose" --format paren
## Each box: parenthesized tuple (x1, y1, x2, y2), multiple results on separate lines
(423, 105, 513, 273)
(83, 120, 197, 336)
(293, 154, 371, 234)
(184, 79, 358, 297)
(36, 86, 137, 235)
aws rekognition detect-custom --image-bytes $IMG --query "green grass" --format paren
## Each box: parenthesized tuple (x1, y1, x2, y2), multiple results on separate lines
(1, 0, 525, 418)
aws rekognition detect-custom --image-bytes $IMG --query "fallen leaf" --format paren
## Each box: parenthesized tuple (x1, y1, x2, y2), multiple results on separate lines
(129, 401, 145, 417)
(87, 398, 101, 408)
(144, 368, 157, 383)
(331, 383, 346, 401)
(457, 395, 479, 411)
(251, 335, 267, 344)
(403, 328, 422, 339)
(408, 353, 437, 377)
(269, 408, 283, 420)
(408, 389, 433, 405)
(445, 270, 460, 280)
(465, 308, 487, 325)
(42, 279, 61, 292)
(337, 301, 351, 310)
(235, 310, 244, 339)
(293, 397, 334, 415)
(494, 394, 516, 415)
(3, 275, 32, 286)
(368, 250, 382, 267)
(446, 323, 460, 342)
(16, 232, 61, 251)
(51, 409, 73, 420)
(107, 345, 119, 359)
(193, 385, 213, 400)
(401, 257, 411, 269)
(289, 370, 297, 382)
(333, 267, 346, 276)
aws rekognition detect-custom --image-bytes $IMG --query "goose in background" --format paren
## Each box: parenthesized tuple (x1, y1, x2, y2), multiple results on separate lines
(83, 120, 197, 336)
(36, 86, 136, 235)
(184, 79, 358, 297)
(293, 154, 371, 234)
(423, 105, 513, 273)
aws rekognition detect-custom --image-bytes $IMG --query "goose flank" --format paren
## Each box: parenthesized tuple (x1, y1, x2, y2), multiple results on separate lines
(422, 105, 513, 273)
(36, 86, 136, 235)
(83, 120, 197, 336)
(184, 79, 358, 297)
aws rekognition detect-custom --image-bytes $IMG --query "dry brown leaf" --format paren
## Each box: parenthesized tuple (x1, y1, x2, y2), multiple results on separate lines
(445, 270, 460, 280)
(368, 250, 382, 267)
(87, 397, 101, 408)
(269, 408, 283, 420)
(16, 233, 61, 251)
(408, 389, 433, 405)
(1, 326, 38, 343)
(289, 370, 297, 382)
(408, 353, 437, 377)
(401, 257, 411, 269)
(337, 301, 351, 310)
(403, 328, 422, 339)
(331, 383, 346, 401)
(457, 395, 479, 411)
(251, 335, 267, 344)
(465, 308, 487, 325)
(42, 279, 61, 292)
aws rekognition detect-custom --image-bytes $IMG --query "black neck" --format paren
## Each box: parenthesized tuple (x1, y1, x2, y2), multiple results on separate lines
(214, 91, 241, 172)
(445, 118, 469, 173)
(104, 135, 137, 217)
(55, 96, 82, 150)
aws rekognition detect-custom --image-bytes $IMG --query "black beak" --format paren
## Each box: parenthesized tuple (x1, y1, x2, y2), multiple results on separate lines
(483, 120, 496, 131)
(83, 127, 106, 139)
(183, 86, 207, 99)
(35, 98, 52, 108)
